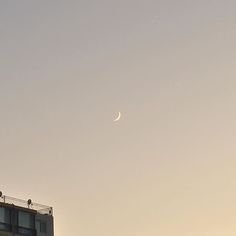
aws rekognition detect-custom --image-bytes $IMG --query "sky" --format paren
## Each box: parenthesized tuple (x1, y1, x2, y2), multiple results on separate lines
(1, 1, 236, 235)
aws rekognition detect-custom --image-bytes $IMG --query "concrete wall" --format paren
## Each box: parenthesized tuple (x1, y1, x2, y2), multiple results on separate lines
(0, 232, 13, 236)
(0, 233, 30, 236)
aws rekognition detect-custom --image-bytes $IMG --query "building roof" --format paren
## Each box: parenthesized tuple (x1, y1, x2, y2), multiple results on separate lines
(0, 194, 53, 216)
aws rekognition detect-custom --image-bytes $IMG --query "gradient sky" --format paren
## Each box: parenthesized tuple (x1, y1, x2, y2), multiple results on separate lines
(1, 1, 236, 235)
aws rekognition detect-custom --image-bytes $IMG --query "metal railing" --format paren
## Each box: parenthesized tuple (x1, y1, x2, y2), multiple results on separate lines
(0, 192, 53, 216)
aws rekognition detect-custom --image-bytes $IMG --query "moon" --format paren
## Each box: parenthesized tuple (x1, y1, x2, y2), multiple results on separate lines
(113, 112, 121, 122)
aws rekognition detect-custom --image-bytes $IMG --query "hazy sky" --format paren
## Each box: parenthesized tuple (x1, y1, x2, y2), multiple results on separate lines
(1, 1, 236, 235)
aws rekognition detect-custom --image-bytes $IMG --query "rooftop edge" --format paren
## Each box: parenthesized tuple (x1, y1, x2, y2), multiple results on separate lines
(0, 192, 53, 216)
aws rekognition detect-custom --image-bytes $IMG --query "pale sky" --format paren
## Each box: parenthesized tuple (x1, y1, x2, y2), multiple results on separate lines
(1, 1, 236, 236)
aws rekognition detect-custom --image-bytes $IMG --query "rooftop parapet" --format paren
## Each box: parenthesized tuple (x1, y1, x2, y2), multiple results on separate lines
(0, 192, 53, 216)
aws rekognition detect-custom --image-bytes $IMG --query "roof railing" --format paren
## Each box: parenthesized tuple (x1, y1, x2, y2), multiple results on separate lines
(0, 192, 53, 216)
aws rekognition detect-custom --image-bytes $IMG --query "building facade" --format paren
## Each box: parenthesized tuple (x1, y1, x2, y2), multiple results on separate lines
(0, 193, 53, 236)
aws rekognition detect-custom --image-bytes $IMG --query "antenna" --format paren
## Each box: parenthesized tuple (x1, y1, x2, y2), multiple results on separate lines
(27, 199, 32, 208)
(0, 191, 6, 203)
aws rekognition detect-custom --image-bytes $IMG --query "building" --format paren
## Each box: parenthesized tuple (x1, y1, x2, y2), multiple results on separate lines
(0, 192, 54, 236)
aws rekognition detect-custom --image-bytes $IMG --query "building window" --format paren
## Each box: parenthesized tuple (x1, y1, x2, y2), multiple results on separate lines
(36, 220, 47, 233)
(18, 211, 35, 229)
(0, 207, 10, 224)
(0, 207, 11, 231)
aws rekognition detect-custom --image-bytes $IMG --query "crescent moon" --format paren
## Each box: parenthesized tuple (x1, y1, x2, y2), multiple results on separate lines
(113, 112, 121, 122)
